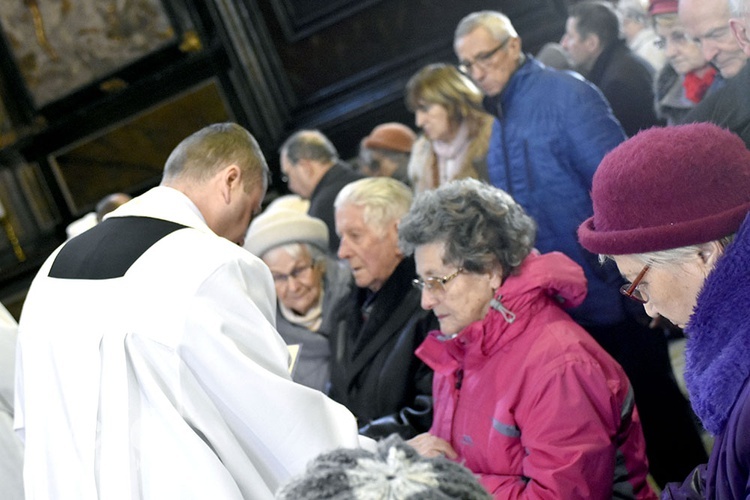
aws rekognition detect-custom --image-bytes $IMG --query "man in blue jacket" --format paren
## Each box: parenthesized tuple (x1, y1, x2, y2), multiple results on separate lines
(454, 10, 708, 488)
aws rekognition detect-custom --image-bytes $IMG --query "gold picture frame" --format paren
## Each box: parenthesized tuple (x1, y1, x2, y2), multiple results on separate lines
(0, 0, 178, 108)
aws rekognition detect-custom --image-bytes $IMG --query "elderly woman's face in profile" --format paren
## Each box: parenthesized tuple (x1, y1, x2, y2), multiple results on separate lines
(262, 245, 323, 315)
(414, 241, 501, 335)
(613, 253, 711, 329)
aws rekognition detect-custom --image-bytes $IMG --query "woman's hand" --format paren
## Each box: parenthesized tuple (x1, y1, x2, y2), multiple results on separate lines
(406, 433, 458, 459)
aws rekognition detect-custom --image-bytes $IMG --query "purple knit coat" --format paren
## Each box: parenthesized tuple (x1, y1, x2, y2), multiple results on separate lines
(663, 212, 750, 499)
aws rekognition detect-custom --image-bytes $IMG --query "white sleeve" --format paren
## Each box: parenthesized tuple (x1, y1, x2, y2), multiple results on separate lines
(179, 260, 362, 483)
(0, 303, 17, 416)
(0, 303, 23, 500)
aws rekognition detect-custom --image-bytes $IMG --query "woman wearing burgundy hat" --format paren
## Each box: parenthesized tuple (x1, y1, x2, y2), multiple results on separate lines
(578, 123, 750, 499)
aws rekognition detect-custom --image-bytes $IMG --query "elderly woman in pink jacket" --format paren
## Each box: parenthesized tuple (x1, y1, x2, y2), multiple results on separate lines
(400, 179, 656, 499)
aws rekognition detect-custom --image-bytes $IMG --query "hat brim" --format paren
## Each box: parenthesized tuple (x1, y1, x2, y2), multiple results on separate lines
(578, 205, 750, 255)
(245, 218, 329, 257)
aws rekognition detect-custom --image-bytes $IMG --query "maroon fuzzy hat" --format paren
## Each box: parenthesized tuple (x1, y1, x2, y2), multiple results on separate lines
(578, 123, 750, 255)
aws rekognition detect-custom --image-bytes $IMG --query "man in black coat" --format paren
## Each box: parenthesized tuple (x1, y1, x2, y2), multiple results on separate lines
(561, 1, 661, 136)
(680, 62, 750, 147)
(331, 177, 436, 439)
(280, 130, 363, 253)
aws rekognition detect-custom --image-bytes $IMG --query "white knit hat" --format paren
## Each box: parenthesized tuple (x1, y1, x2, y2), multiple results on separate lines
(265, 194, 310, 214)
(244, 208, 328, 257)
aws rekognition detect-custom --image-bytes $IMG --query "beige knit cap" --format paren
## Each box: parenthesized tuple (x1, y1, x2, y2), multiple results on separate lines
(244, 208, 328, 257)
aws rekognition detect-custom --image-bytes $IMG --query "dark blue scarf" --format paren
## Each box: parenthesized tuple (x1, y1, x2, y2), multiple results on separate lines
(685, 213, 750, 436)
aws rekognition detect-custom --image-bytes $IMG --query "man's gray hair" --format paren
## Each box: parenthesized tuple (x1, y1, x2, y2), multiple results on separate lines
(334, 177, 412, 232)
(399, 178, 536, 278)
(280, 129, 339, 166)
(730, 0, 749, 18)
(455, 10, 518, 44)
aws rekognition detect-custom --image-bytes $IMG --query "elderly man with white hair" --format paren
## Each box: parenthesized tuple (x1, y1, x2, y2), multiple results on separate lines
(678, 0, 750, 146)
(331, 177, 437, 440)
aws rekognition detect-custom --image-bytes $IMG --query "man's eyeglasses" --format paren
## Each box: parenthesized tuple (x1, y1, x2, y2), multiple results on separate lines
(272, 263, 314, 285)
(458, 38, 510, 75)
(620, 265, 650, 304)
(412, 267, 463, 293)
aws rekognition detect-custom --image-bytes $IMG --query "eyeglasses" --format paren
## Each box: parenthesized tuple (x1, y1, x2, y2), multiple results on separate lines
(412, 267, 463, 293)
(272, 263, 314, 285)
(458, 38, 510, 75)
(620, 265, 650, 304)
(654, 31, 690, 50)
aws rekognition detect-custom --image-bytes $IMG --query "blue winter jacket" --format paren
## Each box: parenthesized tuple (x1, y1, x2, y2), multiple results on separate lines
(483, 56, 627, 326)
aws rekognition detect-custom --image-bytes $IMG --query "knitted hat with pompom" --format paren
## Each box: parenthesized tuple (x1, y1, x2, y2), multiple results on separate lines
(275, 434, 491, 500)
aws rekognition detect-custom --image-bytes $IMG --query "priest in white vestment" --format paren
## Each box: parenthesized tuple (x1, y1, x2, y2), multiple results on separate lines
(15, 123, 365, 500)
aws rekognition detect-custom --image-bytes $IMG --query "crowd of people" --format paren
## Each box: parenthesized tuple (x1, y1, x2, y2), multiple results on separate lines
(3, 0, 750, 499)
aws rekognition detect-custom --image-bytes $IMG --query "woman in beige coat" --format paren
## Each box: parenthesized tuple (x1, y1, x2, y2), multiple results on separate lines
(405, 63, 494, 193)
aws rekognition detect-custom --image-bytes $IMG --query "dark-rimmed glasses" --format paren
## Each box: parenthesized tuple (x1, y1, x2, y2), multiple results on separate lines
(458, 38, 510, 75)
(412, 267, 463, 293)
(620, 265, 650, 304)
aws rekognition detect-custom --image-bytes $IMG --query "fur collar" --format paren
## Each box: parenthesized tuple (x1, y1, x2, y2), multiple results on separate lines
(685, 213, 750, 435)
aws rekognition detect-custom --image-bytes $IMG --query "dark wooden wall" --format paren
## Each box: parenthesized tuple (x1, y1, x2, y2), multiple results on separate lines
(0, 0, 568, 314)
(261, 0, 568, 159)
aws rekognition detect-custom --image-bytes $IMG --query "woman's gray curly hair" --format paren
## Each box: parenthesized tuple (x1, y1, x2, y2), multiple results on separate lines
(398, 178, 536, 278)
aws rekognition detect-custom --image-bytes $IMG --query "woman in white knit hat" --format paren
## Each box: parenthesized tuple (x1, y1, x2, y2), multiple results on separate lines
(244, 206, 353, 392)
